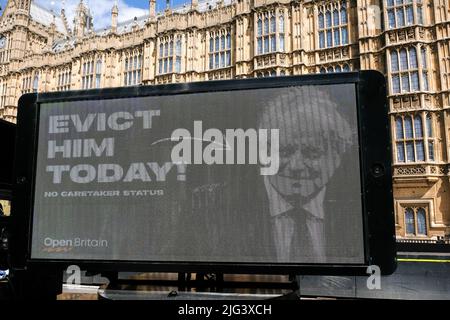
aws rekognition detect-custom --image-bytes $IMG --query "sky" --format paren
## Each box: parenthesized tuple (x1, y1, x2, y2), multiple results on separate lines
(0, 0, 190, 29)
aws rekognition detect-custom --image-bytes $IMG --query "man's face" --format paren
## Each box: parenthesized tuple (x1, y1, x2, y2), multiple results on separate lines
(261, 104, 343, 204)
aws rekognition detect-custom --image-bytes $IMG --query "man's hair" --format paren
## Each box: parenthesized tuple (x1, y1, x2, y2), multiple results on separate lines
(257, 85, 354, 154)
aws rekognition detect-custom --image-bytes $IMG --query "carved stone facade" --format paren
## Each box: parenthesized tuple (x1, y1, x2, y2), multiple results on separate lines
(0, 0, 449, 240)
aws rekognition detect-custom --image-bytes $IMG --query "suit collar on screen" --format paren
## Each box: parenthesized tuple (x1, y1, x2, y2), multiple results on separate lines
(263, 177, 326, 219)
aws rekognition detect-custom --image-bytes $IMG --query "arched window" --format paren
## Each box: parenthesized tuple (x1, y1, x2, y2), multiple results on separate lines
(409, 47, 418, 69)
(256, 12, 283, 54)
(395, 114, 431, 163)
(406, 135, 414, 162)
(318, 3, 348, 49)
(279, 34, 285, 51)
(414, 116, 423, 138)
(386, 0, 423, 29)
(391, 47, 422, 93)
(318, 12, 324, 29)
(340, 4, 347, 24)
(257, 18, 262, 36)
(57, 69, 71, 92)
(175, 57, 181, 73)
(391, 51, 399, 72)
(214, 36, 219, 52)
(156, 35, 179, 75)
(279, 14, 284, 32)
(264, 33, 269, 52)
(397, 143, 406, 163)
(320, 67, 326, 74)
(417, 208, 427, 235)
(396, 118, 406, 162)
(159, 43, 163, 57)
(403, 206, 428, 237)
(176, 39, 182, 56)
(400, 49, 408, 70)
(334, 27, 340, 45)
(33, 73, 39, 92)
(409, 48, 419, 91)
(319, 31, 325, 49)
(426, 113, 434, 161)
(406, 4, 414, 25)
(342, 27, 348, 44)
(392, 76, 401, 94)
(209, 29, 232, 70)
(404, 116, 413, 138)
(264, 16, 269, 34)
(168, 57, 173, 72)
(209, 38, 214, 52)
(169, 41, 174, 56)
(343, 64, 350, 72)
(175, 39, 182, 73)
(335, 65, 342, 73)
(421, 47, 429, 91)
(96, 60, 102, 74)
(124, 51, 143, 85)
(257, 37, 262, 54)
(405, 208, 415, 234)
(220, 50, 225, 67)
(270, 14, 276, 33)
(417, 3, 424, 24)
(426, 113, 433, 137)
(214, 53, 219, 68)
(417, 71, 430, 91)
(82, 58, 97, 89)
(327, 29, 332, 47)
(402, 74, 411, 92)
(327, 66, 334, 73)
(95, 60, 102, 88)
(414, 115, 425, 161)
(396, 5, 405, 26)
(326, 10, 332, 28)
(396, 117, 404, 139)
(333, 9, 339, 26)
(388, 9, 396, 28)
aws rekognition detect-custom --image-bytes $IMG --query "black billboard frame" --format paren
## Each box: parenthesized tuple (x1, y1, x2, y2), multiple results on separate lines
(12, 70, 397, 276)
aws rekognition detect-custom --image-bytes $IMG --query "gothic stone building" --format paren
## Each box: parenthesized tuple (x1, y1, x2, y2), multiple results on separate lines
(0, 0, 449, 240)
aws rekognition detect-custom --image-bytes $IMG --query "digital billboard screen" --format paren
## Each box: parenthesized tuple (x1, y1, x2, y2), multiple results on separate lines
(14, 72, 396, 274)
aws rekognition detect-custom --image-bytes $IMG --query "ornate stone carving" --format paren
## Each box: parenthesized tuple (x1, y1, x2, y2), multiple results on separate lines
(395, 165, 426, 175)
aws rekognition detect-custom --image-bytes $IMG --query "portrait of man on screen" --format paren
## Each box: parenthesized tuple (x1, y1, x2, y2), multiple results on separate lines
(257, 85, 355, 263)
